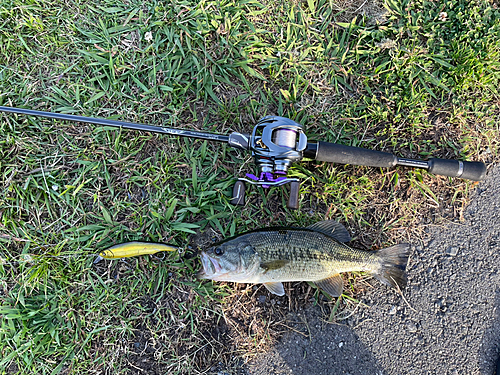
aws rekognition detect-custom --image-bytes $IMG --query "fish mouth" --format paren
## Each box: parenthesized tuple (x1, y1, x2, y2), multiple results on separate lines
(197, 251, 222, 279)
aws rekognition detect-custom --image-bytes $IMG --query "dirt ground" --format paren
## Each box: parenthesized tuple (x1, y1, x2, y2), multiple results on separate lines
(246, 164, 500, 375)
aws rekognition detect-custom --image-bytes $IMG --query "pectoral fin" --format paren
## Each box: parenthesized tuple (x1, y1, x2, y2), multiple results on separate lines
(263, 282, 285, 296)
(261, 259, 289, 272)
(315, 274, 344, 297)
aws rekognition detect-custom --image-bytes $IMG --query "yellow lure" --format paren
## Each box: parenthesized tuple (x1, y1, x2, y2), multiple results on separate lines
(99, 242, 178, 260)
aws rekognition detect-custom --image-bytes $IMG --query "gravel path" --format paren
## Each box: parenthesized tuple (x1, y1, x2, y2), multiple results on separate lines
(247, 164, 500, 375)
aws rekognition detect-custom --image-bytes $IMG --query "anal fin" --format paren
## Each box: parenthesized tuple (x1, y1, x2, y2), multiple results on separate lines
(315, 274, 343, 297)
(263, 282, 285, 296)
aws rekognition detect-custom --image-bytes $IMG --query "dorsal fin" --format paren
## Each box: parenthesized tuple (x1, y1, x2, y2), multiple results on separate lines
(307, 220, 351, 243)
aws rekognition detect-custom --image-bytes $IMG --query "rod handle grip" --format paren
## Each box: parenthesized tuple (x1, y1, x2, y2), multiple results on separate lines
(428, 158, 486, 181)
(315, 141, 397, 168)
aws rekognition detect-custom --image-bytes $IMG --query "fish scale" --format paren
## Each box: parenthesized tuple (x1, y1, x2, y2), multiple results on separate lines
(198, 220, 409, 297)
(244, 230, 380, 283)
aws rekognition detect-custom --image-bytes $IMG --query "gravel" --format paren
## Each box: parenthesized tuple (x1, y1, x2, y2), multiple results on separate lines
(247, 164, 500, 375)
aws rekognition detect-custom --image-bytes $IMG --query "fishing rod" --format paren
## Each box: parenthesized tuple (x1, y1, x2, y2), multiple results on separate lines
(0, 106, 487, 209)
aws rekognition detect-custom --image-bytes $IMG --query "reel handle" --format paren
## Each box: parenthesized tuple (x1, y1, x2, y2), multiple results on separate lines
(230, 180, 301, 209)
(307, 141, 486, 181)
(287, 181, 300, 209)
(230, 181, 246, 206)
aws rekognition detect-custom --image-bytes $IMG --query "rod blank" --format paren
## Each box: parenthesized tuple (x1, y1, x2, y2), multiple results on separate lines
(0, 106, 230, 143)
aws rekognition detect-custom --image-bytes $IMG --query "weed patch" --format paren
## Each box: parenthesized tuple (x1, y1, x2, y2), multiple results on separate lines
(0, 0, 499, 373)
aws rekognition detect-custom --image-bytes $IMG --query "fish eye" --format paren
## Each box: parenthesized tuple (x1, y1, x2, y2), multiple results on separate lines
(214, 247, 224, 256)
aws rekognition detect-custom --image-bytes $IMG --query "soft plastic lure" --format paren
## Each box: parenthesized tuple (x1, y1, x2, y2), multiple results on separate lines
(95, 241, 178, 262)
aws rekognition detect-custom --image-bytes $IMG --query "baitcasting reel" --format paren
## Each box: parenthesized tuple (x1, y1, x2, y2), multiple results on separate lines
(229, 116, 308, 209)
(0, 106, 488, 209)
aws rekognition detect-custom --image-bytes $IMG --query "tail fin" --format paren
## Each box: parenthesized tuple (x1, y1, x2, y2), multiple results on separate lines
(373, 244, 409, 290)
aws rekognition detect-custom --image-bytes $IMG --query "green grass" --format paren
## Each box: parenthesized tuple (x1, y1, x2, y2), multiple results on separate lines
(0, 0, 499, 373)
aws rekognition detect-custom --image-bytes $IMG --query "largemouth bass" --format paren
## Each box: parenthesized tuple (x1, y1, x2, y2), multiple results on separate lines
(198, 220, 409, 297)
